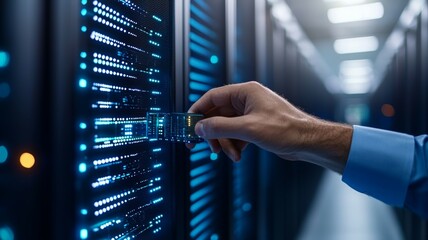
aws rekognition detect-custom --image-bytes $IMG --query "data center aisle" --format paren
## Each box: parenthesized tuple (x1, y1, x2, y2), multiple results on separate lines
(297, 171, 403, 240)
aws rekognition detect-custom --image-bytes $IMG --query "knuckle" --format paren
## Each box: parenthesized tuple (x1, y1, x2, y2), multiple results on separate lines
(247, 81, 261, 88)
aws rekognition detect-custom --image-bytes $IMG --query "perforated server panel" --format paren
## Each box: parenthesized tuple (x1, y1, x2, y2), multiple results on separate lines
(186, 0, 229, 239)
(76, 1, 173, 239)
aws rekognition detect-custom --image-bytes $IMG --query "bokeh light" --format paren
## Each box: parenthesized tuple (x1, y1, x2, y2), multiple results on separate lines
(0, 145, 8, 164)
(0, 82, 11, 98)
(20, 152, 35, 169)
(381, 104, 395, 117)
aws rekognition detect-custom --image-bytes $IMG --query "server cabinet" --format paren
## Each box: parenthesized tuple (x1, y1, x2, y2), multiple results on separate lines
(230, 0, 260, 239)
(184, 0, 231, 239)
(369, 3, 428, 239)
(0, 1, 51, 239)
(2, 0, 184, 239)
(75, 1, 176, 239)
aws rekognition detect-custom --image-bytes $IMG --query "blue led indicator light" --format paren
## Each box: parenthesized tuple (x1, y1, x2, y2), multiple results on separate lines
(0, 51, 10, 68)
(79, 163, 87, 173)
(0, 82, 11, 99)
(242, 202, 252, 212)
(80, 63, 87, 70)
(210, 55, 219, 64)
(81, 9, 87, 16)
(80, 229, 88, 239)
(210, 152, 218, 161)
(81, 26, 87, 32)
(80, 209, 88, 215)
(79, 122, 87, 129)
(0, 145, 8, 164)
(0, 226, 14, 240)
(80, 52, 87, 58)
(211, 234, 219, 240)
(81, 0, 87, 5)
(79, 79, 87, 88)
(79, 144, 87, 151)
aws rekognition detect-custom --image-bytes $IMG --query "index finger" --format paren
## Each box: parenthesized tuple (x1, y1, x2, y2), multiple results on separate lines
(188, 83, 245, 114)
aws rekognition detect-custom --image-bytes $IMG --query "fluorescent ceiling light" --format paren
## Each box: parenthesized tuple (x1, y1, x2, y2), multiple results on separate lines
(341, 67, 373, 78)
(340, 59, 372, 69)
(328, 2, 384, 24)
(340, 59, 373, 77)
(334, 36, 379, 54)
(342, 78, 372, 94)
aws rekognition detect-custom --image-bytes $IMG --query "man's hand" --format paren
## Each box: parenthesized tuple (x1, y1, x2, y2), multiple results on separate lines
(187, 81, 353, 173)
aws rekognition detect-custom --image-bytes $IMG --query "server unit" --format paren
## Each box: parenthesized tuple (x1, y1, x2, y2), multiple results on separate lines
(184, 0, 231, 239)
(75, 1, 175, 239)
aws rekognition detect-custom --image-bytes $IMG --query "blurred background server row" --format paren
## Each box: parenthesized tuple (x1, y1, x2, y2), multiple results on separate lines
(0, 0, 426, 239)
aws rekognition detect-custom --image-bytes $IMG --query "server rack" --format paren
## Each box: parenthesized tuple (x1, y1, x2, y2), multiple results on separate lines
(257, 3, 338, 239)
(0, 1, 52, 239)
(229, 0, 260, 239)
(369, 2, 428, 239)
(184, 0, 232, 239)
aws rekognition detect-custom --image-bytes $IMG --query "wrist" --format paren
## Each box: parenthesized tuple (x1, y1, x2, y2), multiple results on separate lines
(299, 119, 353, 173)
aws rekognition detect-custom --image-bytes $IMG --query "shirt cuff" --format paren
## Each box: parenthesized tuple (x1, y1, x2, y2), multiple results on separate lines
(342, 125, 415, 206)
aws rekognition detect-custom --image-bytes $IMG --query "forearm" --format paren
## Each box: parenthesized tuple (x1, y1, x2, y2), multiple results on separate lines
(296, 119, 353, 173)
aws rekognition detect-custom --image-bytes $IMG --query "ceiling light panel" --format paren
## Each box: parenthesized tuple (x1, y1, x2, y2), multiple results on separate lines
(340, 59, 373, 77)
(334, 36, 379, 54)
(328, 2, 384, 24)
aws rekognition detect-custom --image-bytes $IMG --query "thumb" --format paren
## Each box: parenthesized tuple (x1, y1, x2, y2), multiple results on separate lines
(195, 116, 249, 140)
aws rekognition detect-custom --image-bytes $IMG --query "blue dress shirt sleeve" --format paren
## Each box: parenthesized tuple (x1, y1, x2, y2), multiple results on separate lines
(342, 125, 428, 219)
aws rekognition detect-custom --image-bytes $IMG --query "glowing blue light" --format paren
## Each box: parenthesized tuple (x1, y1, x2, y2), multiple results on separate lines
(79, 122, 87, 129)
(190, 171, 215, 188)
(189, 81, 211, 92)
(80, 52, 87, 58)
(210, 152, 218, 161)
(0, 226, 14, 240)
(81, 9, 87, 16)
(190, 163, 212, 177)
(190, 217, 211, 238)
(79, 144, 87, 151)
(190, 4, 212, 23)
(210, 55, 219, 64)
(190, 185, 213, 202)
(190, 207, 213, 227)
(79, 79, 87, 88)
(0, 146, 8, 164)
(81, 0, 87, 5)
(152, 15, 162, 22)
(80, 209, 88, 215)
(190, 150, 211, 162)
(79, 163, 87, 173)
(188, 94, 201, 102)
(211, 234, 219, 240)
(190, 18, 215, 38)
(242, 202, 252, 212)
(0, 51, 10, 68)
(0, 82, 11, 98)
(81, 26, 87, 32)
(80, 229, 88, 239)
(80, 63, 87, 70)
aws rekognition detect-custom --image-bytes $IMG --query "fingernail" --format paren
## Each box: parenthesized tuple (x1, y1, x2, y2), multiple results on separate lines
(195, 122, 205, 137)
